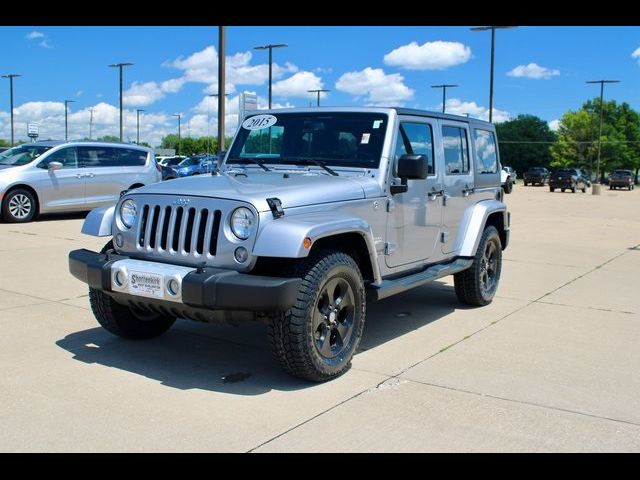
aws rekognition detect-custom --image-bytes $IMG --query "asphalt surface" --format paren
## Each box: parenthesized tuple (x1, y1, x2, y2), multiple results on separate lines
(1, 183, 639, 452)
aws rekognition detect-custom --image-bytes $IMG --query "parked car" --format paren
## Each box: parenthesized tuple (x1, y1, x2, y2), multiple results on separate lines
(548, 168, 589, 193)
(503, 166, 517, 180)
(501, 167, 514, 194)
(158, 156, 185, 180)
(523, 167, 550, 186)
(157, 155, 185, 166)
(165, 154, 217, 179)
(608, 169, 635, 190)
(0, 141, 161, 223)
(70, 107, 510, 382)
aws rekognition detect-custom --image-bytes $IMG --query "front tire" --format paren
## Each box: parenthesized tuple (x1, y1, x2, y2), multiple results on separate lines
(2, 188, 37, 223)
(454, 226, 502, 306)
(267, 250, 366, 382)
(503, 179, 513, 194)
(89, 241, 176, 339)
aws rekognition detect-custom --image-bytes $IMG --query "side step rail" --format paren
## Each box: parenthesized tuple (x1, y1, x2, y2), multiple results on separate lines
(367, 258, 473, 301)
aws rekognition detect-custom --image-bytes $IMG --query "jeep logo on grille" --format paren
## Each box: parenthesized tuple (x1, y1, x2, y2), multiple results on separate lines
(172, 198, 190, 206)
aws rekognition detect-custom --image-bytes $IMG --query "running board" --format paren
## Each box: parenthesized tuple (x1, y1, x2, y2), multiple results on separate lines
(367, 258, 473, 301)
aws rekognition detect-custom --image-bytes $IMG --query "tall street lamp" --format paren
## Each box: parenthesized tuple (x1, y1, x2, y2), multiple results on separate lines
(208, 93, 228, 154)
(470, 26, 517, 122)
(218, 27, 226, 158)
(108, 62, 133, 141)
(173, 114, 181, 155)
(64, 99, 75, 141)
(2, 73, 21, 146)
(308, 89, 330, 107)
(586, 79, 620, 184)
(431, 84, 458, 113)
(254, 43, 288, 109)
(136, 109, 145, 144)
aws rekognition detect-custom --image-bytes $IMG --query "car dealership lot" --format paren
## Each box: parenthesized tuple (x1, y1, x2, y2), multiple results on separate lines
(1, 186, 639, 452)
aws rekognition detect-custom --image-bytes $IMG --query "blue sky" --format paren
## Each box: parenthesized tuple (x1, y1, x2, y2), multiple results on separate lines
(1, 26, 639, 145)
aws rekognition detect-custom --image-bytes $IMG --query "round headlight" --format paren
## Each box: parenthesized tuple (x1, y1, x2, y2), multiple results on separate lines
(120, 199, 137, 229)
(230, 207, 256, 240)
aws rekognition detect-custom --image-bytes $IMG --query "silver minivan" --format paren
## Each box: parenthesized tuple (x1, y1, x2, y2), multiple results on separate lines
(0, 141, 161, 222)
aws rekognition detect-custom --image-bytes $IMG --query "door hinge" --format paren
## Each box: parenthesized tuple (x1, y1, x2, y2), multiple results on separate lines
(440, 231, 449, 243)
(384, 242, 397, 255)
(386, 198, 395, 212)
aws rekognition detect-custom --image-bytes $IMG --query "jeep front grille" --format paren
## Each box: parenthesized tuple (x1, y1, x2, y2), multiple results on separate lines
(137, 204, 222, 257)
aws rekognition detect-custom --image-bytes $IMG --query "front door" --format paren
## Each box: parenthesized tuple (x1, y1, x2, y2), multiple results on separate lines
(440, 122, 474, 254)
(385, 118, 443, 268)
(78, 146, 129, 207)
(35, 146, 86, 211)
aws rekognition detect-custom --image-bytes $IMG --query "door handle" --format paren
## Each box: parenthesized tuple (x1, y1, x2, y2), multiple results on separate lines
(462, 185, 474, 197)
(84, 172, 95, 178)
(75, 173, 83, 179)
(427, 189, 444, 201)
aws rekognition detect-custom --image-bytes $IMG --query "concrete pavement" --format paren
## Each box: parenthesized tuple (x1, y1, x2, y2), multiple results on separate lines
(1, 185, 639, 452)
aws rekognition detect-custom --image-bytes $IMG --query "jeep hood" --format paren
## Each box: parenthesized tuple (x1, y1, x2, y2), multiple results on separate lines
(135, 171, 382, 212)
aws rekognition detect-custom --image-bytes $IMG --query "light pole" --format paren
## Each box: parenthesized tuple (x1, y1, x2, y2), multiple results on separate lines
(2, 74, 21, 146)
(254, 43, 288, 109)
(218, 26, 226, 158)
(136, 109, 145, 144)
(470, 26, 517, 122)
(64, 100, 75, 141)
(431, 84, 458, 113)
(208, 93, 228, 154)
(307, 89, 330, 107)
(108, 62, 133, 141)
(586, 79, 620, 184)
(89, 108, 94, 140)
(173, 114, 181, 155)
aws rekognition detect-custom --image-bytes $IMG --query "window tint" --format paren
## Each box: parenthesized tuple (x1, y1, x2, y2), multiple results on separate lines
(77, 147, 147, 167)
(242, 126, 285, 156)
(474, 129, 498, 174)
(442, 126, 470, 175)
(395, 122, 435, 175)
(39, 147, 78, 169)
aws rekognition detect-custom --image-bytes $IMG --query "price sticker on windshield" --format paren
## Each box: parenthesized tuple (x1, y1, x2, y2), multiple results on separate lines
(242, 114, 277, 130)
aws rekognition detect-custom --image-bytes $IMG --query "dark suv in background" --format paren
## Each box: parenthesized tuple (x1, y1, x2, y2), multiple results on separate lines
(523, 167, 550, 186)
(549, 168, 590, 193)
(609, 169, 635, 190)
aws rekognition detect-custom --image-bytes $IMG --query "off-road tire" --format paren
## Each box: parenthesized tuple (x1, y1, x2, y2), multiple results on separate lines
(454, 226, 502, 307)
(503, 179, 513, 194)
(571, 184, 577, 193)
(2, 188, 37, 223)
(267, 250, 366, 382)
(89, 241, 176, 339)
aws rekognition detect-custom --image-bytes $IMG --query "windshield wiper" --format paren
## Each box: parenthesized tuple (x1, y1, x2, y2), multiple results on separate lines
(226, 157, 271, 171)
(280, 158, 339, 176)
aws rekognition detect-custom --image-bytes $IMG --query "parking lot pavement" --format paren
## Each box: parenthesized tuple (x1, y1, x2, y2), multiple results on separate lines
(1, 187, 640, 452)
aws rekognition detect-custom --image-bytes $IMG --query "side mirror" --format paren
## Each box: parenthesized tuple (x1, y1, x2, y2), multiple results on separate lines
(48, 161, 63, 171)
(397, 154, 428, 180)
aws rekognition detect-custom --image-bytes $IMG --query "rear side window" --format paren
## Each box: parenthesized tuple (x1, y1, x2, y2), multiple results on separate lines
(395, 122, 435, 175)
(474, 129, 498, 174)
(78, 147, 147, 167)
(442, 126, 470, 175)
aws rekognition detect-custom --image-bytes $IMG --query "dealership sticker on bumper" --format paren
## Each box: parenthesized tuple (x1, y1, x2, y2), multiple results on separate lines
(128, 271, 164, 299)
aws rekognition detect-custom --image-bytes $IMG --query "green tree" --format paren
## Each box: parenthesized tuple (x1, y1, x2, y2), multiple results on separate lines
(495, 115, 557, 174)
(96, 135, 121, 143)
(0, 138, 9, 148)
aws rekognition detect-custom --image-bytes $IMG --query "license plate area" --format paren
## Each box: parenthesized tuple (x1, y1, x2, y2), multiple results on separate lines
(128, 271, 164, 299)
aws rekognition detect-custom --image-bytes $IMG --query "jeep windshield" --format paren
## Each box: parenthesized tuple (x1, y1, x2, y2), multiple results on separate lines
(0, 144, 52, 166)
(226, 112, 388, 170)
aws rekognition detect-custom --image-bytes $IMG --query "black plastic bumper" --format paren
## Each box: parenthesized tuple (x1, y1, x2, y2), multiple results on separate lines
(69, 249, 302, 311)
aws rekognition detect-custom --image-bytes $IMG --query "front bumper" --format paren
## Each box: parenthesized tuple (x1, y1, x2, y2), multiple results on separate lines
(69, 249, 301, 312)
(609, 180, 632, 187)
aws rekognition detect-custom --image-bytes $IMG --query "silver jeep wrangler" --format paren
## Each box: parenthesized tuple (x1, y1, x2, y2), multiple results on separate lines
(69, 107, 510, 382)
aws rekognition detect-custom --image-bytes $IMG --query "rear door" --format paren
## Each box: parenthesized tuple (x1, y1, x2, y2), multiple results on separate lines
(440, 121, 474, 254)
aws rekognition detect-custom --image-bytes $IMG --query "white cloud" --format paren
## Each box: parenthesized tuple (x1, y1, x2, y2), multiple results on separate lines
(335, 67, 414, 106)
(39, 39, 53, 49)
(507, 63, 560, 79)
(548, 119, 560, 131)
(26, 31, 44, 40)
(76, 90, 84, 97)
(632, 47, 640, 64)
(123, 78, 187, 107)
(384, 41, 471, 70)
(443, 98, 510, 123)
(272, 71, 324, 98)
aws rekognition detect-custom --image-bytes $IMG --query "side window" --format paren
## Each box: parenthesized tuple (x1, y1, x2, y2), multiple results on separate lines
(78, 146, 117, 167)
(39, 147, 78, 169)
(474, 129, 498, 174)
(395, 122, 435, 175)
(442, 125, 470, 175)
(113, 148, 147, 167)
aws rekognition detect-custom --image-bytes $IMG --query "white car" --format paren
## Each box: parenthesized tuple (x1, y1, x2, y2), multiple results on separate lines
(501, 167, 514, 194)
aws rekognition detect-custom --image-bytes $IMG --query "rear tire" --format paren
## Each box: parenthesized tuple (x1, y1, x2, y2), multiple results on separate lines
(550, 187, 554, 192)
(503, 179, 513, 194)
(89, 241, 176, 339)
(1, 188, 37, 223)
(454, 226, 502, 307)
(267, 250, 366, 382)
